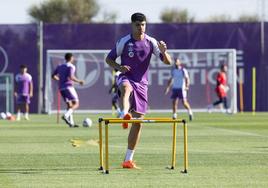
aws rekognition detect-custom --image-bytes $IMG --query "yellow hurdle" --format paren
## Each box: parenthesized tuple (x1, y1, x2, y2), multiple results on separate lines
(98, 117, 188, 174)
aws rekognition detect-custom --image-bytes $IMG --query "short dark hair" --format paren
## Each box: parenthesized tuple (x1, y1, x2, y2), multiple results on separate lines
(220, 63, 227, 70)
(65, 53, 73, 61)
(20, 64, 27, 69)
(131, 12, 146, 22)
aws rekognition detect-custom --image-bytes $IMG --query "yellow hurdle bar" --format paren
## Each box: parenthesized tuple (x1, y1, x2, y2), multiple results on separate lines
(98, 118, 187, 174)
(183, 122, 188, 173)
(103, 118, 184, 124)
(105, 123, 109, 174)
(171, 122, 177, 169)
(98, 121, 103, 171)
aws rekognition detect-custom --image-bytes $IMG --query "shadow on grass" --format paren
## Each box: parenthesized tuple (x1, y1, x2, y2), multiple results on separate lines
(0, 167, 99, 175)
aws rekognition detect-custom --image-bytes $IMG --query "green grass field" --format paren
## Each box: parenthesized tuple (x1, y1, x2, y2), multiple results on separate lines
(0, 112, 268, 188)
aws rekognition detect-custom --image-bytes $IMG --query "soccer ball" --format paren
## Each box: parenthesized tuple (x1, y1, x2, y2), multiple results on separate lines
(0, 112, 7, 119)
(83, 118, 93, 127)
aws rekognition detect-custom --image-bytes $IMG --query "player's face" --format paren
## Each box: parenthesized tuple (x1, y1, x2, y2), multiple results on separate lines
(131, 21, 146, 36)
(20, 68, 27, 74)
(222, 65, 227, 72)
(175, 59, 181, 67)
(70, 56, 75, 63)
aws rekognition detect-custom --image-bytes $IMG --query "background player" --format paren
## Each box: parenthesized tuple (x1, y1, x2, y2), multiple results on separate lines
(108, 69, 121, 117)
(208, 64, 230, 113)
(165, 58, 193, 121)
(106, 12, 172, 169)
(52, 53, 84, 127)
(14, 64, 33, 121)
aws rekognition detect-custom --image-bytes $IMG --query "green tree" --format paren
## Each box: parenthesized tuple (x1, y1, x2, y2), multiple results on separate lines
(238, 14, 260, 22)
(206, 14, 232, 22)
(28, 0, 99, 23)
(160, 8, 194, 23)
(98, 11, 118, 23)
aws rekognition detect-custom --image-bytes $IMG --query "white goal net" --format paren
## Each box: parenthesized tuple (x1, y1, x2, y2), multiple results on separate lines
(0, 73, 14, 113)
(45, 49, 237, 114)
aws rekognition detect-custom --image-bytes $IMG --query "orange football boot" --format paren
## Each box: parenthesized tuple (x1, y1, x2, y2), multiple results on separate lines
(122, 113, 132, 129)
(122, 160, 140, 169)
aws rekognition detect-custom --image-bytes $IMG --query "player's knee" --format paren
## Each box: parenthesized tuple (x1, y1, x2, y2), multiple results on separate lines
(120, 83, 132, 93)
(183, 100, 188, 106)
(72, 101, 79, 109)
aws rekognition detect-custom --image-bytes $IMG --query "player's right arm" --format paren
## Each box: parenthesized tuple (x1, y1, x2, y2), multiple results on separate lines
(106, 36, 131, 73)
(106, 57, 131, 73)
(52, 66, 60, 81)
(165, 78, 173, 95)
(52, 74, 59, 81)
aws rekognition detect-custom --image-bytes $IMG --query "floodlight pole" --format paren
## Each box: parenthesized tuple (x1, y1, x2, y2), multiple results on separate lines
(260, 0, 265, 57)
(38, 21, 44, 114)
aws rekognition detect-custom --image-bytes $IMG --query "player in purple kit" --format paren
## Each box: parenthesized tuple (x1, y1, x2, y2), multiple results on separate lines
(52, 53, 84, 127)
(14, 64, 33, 121)
(106, 13, 172, 169)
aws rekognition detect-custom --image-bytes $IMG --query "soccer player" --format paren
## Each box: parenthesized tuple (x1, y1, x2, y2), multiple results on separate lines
(108, 69, 121, 117)
(52, 53, 84, 127)
(207, 64, 230, 113)
(165, 58, 193, 121)
(105, 12, 172, 169)
(14, 64, 33, 121)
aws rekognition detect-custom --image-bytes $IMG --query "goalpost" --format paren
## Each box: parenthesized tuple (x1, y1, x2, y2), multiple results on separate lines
(45, 49, 237, 114)
(0, 74, 14, 113)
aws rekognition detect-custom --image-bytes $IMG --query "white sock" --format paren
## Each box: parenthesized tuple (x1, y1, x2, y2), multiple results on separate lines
(125, 149, 135, 161)
(25, 113, 29, 118)
(123, 109, 129, 116)
(17, 112, 21, 120)
(64, 109, 73, 118)
(173, 113, 177, 119)
(69, 114, 74, 125)
(188, 109, 193, 116)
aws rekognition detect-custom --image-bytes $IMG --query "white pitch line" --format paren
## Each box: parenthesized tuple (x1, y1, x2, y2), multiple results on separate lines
(194, 124, 268, 138)
(107, 145, 268, 155)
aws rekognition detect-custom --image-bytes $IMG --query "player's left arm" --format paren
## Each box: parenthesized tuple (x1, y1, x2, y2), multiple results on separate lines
(69, 66, 84, 85)
(157, 41, 172, 65)
(14, 80, 18, 97)
(184, 69, 190, 90)
(185, 77, 190, 90)
(29, 81, 33, 97)
(70, 75, 84, 85)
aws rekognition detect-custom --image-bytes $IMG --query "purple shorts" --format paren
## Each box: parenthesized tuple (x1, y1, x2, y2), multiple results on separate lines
(171, 88, 187, 100)
(117, 76, 148, 115)
(60, 87, 78, 103)
(17, 95, 30, 104)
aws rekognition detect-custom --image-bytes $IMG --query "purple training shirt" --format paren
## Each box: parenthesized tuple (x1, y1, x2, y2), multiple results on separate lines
(52, 62, 75, 90)
(15, 73, 32, 96)
(107, 34, 163, 85)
